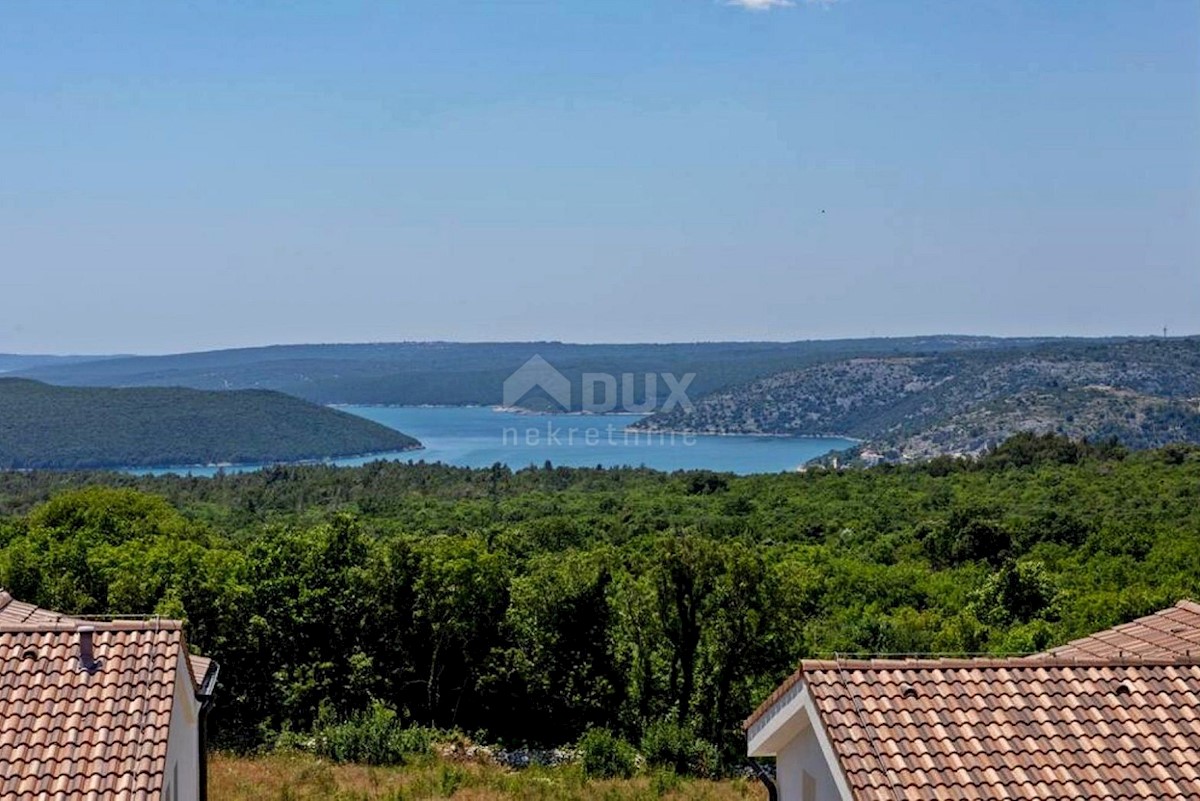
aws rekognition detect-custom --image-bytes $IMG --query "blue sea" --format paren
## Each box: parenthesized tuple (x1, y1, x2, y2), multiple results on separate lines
(135, 405, 855, 476)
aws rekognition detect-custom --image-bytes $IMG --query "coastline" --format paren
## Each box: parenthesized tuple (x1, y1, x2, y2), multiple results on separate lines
(333, 401, 861, 444)
(328, 401, 654, 418)
(627, 424, 864, 443)
(489, 405, 652, 418)
(97, 442, 426, 476)
(328, 402, 488, 410)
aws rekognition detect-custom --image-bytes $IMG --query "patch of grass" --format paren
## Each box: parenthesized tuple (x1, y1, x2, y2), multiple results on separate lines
(209, 752, 766, 801)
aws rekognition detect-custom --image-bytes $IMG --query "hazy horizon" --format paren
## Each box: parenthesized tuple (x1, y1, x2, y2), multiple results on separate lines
(3, 1, 1197, 353)
(4, 331, 1198, 360)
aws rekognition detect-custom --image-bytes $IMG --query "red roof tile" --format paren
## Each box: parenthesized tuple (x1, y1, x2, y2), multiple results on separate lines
(745, 600, 1200, 732)
(800, 657, 1200, 800)
(0, 589, 72, 626)
(1041, 600, 1200, 660)
(747, 601, 1200, 800)
(0, 589, 218, 695)
(0, 620, 184, 801)
(189, 654, 215, 689)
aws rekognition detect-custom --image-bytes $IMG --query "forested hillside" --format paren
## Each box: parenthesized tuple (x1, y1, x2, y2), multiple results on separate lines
(636, 338, 1200, 459)
(1, 435, 1197, 770)
(16, 338, 1198, 460)
(0, 379, 420, 469)
(11, 337, 1057, 406)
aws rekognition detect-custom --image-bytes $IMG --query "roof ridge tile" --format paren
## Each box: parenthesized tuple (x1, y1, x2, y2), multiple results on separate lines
(0, 619, 185, 634)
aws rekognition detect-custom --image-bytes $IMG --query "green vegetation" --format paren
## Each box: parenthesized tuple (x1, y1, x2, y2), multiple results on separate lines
(0, 378, 420, 469)
(637, 337, 1200, 459)
(314, 703, 436, 766)
(10, 337, 1062, 407)
(578, 729, 637, 779)
(1, 435, 1198, 774)
(209, 751, 761, 801)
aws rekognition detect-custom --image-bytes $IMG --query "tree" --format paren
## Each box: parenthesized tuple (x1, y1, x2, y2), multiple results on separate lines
(923, 506, 1012, 567)
(969, 560, 1060, 626)
(484, 549, 624, 744)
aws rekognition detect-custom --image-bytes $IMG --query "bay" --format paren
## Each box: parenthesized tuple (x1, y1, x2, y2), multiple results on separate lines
(134, 405, 855, 476)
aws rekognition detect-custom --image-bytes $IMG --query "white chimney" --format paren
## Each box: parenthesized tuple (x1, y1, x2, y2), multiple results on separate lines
(78, 625, 99, 673)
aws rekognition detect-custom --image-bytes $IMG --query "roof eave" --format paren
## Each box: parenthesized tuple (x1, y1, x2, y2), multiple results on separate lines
(747, 674, 812, 756)
(198, 660, 220, 699)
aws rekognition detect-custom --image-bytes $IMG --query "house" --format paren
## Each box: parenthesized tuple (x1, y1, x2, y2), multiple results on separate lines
(746, 600, 1200, 800)
(0, 590, 219, 801)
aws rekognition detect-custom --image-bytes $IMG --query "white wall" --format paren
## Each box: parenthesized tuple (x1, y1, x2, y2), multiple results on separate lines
(163, 649, 202, 801)
(777, 724, 843, 801)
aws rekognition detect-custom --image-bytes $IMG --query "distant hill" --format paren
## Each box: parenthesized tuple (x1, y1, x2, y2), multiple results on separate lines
(0, 354, 121, 374)
(0, 379, 420, 470)
(13, 337, 1191, 464)
(10, 337, 1073, 407)
(633, 338, 1200, 460)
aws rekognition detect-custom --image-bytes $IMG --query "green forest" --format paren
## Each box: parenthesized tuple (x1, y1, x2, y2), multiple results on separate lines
(0, 378, 419, 469)
(0, 433, 1197, 773)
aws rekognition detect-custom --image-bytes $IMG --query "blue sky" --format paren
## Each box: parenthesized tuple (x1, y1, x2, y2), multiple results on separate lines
(2, 1, 1197, 353)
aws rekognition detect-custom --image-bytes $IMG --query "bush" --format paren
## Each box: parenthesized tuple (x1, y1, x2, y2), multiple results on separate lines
(577, 728, 637, 779)
(438, 764, 465, 796)
(640, 719, 719, 778)
(650, 768, 682, 796)
(314, 701, 434, 765)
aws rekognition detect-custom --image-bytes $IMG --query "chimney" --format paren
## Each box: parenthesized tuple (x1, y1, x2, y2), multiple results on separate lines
(78, 626, 100, 673)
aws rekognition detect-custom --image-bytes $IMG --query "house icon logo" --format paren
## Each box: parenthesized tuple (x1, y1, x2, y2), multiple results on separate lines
(503, 354, 572, 411)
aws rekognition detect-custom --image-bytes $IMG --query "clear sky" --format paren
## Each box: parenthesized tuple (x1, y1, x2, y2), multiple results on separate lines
(2, 1, 1197, 353)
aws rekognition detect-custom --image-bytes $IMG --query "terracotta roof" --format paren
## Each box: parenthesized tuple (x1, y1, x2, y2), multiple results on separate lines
(0, 620, 184, 800)
(189, 654, 215, 688)
(0, 589, 218, 695)
(744, 599, 1200, 731)
(0, 589, 72, 626)
(747, 602, 1200, 799)
(1041, 600, 1200, 660)
(799, 656, 1200, 800)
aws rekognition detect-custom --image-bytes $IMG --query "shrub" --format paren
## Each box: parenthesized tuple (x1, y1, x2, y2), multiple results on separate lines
(577, 728, 637, 779)
(650, 768, 682, 796)
(438, 764, 465, 796)
(314, 701, 434, 765)
(640, 719, 719, 778)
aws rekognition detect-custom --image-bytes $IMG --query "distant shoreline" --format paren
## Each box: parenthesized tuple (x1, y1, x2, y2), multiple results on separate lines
(629, 423, 864, 443)
(330, 402, 861, 442)
(329, 402, 653, 418)
(66, 443, 427, 476)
